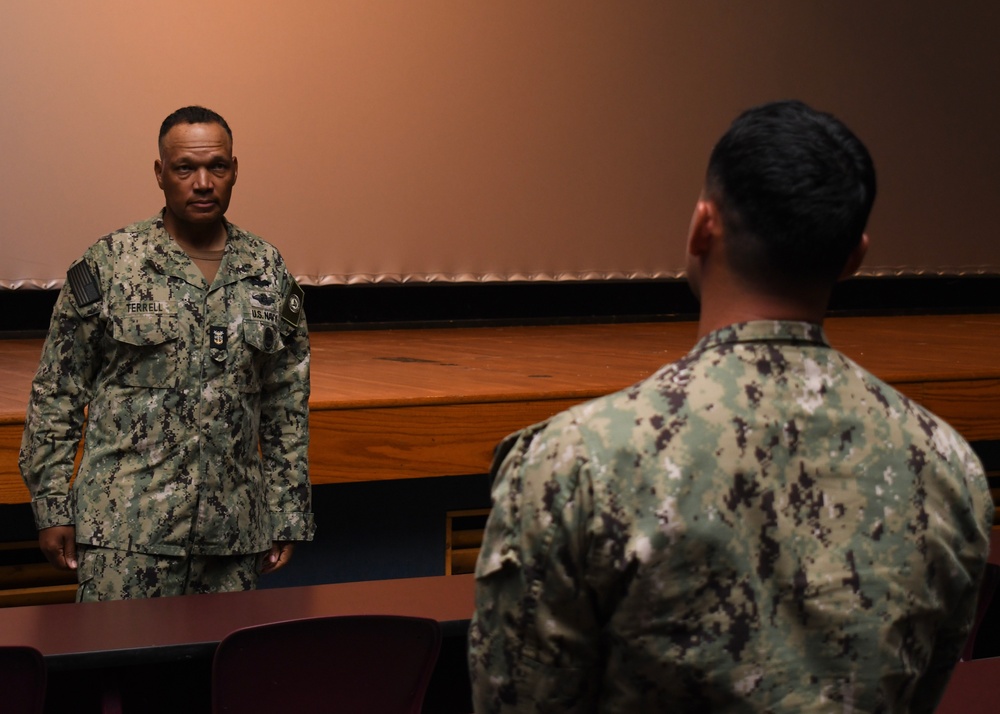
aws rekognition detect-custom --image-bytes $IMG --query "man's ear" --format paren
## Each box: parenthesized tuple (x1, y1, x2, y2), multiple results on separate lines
(839, 233, 869, 280)
(687, 198, 722, 257)
(232, 155, 238, 186)
(154, 159, 164, 190)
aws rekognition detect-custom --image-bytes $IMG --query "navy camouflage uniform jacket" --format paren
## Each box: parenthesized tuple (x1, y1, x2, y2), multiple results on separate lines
(470, 320, 991, 713)
(19, 212, 315, 556)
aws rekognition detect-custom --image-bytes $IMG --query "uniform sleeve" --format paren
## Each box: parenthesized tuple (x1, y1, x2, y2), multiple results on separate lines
(258, 271, 314, 542)
(19, 256, 106, 529)
(912, 448, 993, 714)
(469, 419, 603, 714)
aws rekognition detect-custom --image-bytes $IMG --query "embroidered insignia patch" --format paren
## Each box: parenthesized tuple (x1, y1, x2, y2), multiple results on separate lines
(281, 279, 305, 327)
(67, 261, 101, 307)
(210, 326, 228, 349)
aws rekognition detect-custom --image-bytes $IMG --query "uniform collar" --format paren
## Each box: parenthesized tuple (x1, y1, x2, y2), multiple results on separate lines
(142, 210, 267, 290)
(215, 220, 268, 289)
(142, 212, 204, 288)
(694, 320, 829, 354)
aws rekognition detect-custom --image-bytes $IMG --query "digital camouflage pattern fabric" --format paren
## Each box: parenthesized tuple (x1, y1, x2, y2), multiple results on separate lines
(20, 212, 315, 557)
(470, 320, 991, 714)
(75, 544, 263, 601)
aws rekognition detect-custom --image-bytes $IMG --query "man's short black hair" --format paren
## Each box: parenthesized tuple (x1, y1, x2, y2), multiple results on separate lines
(706, 100, 876, 291)
(158, 106, 233, 146)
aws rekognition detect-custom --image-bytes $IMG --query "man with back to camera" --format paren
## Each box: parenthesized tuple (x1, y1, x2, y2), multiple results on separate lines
(19, 106, 315, 601)
(469, 101, 992, 712)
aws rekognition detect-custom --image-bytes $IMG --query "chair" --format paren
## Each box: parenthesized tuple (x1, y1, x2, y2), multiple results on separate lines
(0, 646, 46, 714)
(212, 614, 442, 714)
(962, 561, 1000, 660)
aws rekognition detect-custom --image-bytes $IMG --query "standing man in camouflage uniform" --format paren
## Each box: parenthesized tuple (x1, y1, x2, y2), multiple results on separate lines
(19, 106, 315, 601)
(469, 101, 991, 712)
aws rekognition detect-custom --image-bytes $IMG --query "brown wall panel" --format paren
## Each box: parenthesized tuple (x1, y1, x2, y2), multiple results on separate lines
(2, 2, 998, 289)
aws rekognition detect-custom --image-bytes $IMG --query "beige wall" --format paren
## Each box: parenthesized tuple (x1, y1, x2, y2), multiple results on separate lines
(2, 1, 998, 288)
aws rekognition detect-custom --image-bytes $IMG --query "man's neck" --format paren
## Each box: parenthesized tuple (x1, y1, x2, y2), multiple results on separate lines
(163, 213, 228, 252)
(695, 291, 829, 338)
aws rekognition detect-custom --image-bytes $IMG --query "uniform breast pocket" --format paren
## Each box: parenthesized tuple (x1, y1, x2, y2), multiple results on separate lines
(109, 315, 179, 388)
(238, 320, 286, 393)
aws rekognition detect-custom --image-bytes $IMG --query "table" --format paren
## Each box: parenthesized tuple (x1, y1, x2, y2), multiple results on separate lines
(0, 574, 475, 713)
(0, 573, 474, 669)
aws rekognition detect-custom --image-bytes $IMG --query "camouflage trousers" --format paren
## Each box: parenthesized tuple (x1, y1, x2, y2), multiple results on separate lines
(75, 545, 265, 602)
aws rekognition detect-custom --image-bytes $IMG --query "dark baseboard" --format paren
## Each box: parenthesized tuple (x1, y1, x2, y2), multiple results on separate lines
(2, 275, 999, 337)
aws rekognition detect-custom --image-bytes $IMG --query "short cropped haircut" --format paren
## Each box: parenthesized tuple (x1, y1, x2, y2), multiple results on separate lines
(158, 106, 233, 147)
(706, 100, 876, 291)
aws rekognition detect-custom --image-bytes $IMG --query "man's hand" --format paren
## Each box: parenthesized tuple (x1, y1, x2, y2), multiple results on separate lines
(39, 525, 78, 570)
(260, 541, 294, 575)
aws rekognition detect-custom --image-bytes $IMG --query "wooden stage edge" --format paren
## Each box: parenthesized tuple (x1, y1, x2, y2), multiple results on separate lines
(1, 314, 999, 504)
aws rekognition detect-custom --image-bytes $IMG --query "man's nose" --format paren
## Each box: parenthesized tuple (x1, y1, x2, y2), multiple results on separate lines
(193, 168, 212, 190)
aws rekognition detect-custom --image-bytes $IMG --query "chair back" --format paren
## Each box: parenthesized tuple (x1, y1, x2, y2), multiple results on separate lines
(0, 646, 46, 714)
(212, 614, 442, 714)
(963, 561, 1000, 660)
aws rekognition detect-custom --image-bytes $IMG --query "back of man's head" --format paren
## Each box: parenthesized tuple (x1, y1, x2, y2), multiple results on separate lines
(706, 100, 876, 293)
(158, 106, 233, 148)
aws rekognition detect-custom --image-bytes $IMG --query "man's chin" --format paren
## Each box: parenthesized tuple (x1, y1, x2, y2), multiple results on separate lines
(183, 209, 224, 223)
